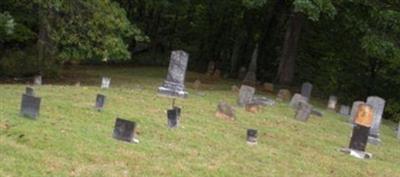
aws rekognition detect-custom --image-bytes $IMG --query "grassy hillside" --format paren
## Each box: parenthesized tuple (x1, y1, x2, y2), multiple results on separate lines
(0, 67, 399, 177)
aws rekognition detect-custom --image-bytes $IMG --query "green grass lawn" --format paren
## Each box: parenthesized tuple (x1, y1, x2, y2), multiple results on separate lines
(0, 66, 399, 177)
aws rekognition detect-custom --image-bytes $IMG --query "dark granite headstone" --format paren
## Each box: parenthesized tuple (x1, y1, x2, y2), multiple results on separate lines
(113, 118, 138, 143)
(247, 129, 258, 145)
(300, 82, 312, 101)
(158, 50, 189, 98)
(349, 125, 370, 152)
(20, 94, 41, 119)
(366, 96, 385, 144)
(167, 107, 181, 128)
(95, 94, 106, 111)
(295, 101, 312, 122)
(25, 87, 35, 96)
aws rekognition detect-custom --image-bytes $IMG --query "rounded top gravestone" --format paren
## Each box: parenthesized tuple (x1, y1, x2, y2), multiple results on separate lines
(301, 82, 312, 101)
(366, 96, 385, 139)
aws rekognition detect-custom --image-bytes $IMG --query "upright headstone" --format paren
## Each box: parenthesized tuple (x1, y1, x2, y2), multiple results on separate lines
(237, 85, 255, 107)
(101, 77, 111, 89)
(95, 94, 106, 111)
(25, 87, 35, 96)
(113, 118, 139, 143)
(300, 82, 312, 102)
(366, 96, 386, 144)
(289, 93, 307, 109)
(276, 89, 291, 101)
(341, 104, 373, 159)
(158, 50, 189, 98)
(327, 95, 337, 110)
(247, 129, 258, 145)
(216, 101, 235, 120)
(339, 105, 350, 116)
(34, 75, 42, 85)
(295, 101, 312, 122)
(167, 107, 181, 128)
(350, 101, 365, 123)
(242, 45, 258, 86)
(20, 94, 41, 119)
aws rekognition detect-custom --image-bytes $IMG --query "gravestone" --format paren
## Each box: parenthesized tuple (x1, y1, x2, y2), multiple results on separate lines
(300, 82, 312, 101)
(20, 94, 41, 119)
(167, 107, 181, 128)
(242, 45, 258, 86)
(339, 105, 350, 116)
(295, 101, 312, 122)
(101, 77, 111, 89)
(34, 75, 42, 85)
(366, 96, 386, 145)
(263, 82, 274, 92)
(327, 95, 337, 110)
(237, 85, 255, 107)
(216, 101, 235, 120)
(289, 93, 307, 109)
(25, 87, 35, 96)
(95, 94, 106, 111)
(247, 129, 258, 145)
(193, 79, 201, 90)
(350, 101, 364, 123)
(158, 50, 189, 98)
(276, 89, 291, 101)
(113, 118, 139, 143)
(251, 96, 275, 106)
(238, 67, 247, 80)
(341, 104, 373, 159)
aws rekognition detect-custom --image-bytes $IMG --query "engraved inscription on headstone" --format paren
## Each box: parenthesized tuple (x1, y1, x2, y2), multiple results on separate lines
(20, 94, 41, 119)
(350, 101, 364, 123)
(289, 93, 307, 109)
(295, 101, 312, 122)
(95, 94, 106, 111)
(113, 118, 139, 143)
(247, 129, 258, 145)
(34, 75, 42, 85)
(237, 85, 255, 107)
(366, 96, 385, 144)
(101, 77, 111, 89)
(158, 50, 189, 98)
(327, 95, 337, 110)
(25, 87, 35, 96)
(300, 82, 312, 101)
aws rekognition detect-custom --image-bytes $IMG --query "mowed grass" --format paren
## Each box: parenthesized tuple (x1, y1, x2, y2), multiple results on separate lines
(0, 66, 399, 177)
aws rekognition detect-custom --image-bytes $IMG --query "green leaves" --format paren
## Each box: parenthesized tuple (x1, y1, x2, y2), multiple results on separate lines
(0, 12, 15, 37)
(293, 0, 336, 21)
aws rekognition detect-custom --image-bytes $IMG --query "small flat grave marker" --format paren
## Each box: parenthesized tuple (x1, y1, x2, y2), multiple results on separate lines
(113, 118, 139, 143)
(247, 129, 258, 145)
(95, 94, 106, 111)
(20, 94, 41, 119)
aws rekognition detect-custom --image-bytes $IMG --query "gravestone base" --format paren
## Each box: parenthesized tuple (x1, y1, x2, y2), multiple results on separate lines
(367, 136, 381, 145)
(158, 85, 188, 99)
(340, 148, 372, 159)
(246, 141, 258, 146)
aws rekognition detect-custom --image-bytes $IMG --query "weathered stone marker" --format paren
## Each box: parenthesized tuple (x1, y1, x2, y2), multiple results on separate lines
(289, 93, 307, 109)
(25, 87, 35, 96)
(276, 89, 291, 101)
(247, 129, 258, 145)
(350, 101, 364, 123)
(341, 104, 373, 159)
(215, 101, 235, 120)
(167, 107, 181, 128)
(327, 95, 337, 110)
(251, 96, 275, 106)
(300, 82, 312, 102)
(34, 75, 42, 85)
(339, 105, 350, 116)
(295, 101, 312, 122)
(366, 96, 385, 145)
(20, 94, 41, 119)
(158, 50, 189, 98)
(95, 94, 106, 111)
(101, 77, 111, 89)
(237, 85, 255, 107)
(113, 118, 139, 143)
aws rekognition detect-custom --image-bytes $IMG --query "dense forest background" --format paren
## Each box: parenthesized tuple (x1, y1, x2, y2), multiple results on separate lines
(0, 0, 399, 121)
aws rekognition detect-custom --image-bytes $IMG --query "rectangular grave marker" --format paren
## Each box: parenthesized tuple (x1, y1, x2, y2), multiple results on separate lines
(34, 75, 42, 85)
(289, 93, 307, 109)
(301, 82, 312, 101)
(20, 94, 41, 119)
(247, 129, 258, 145)
(327, 95, 337, 110)
(95, 94, 106, 111)
(295, 101, 312, 122)
(113, 118, 139, 143)
(167, 107, 181, 128)
(101, 77, 111, 89)
(366, 96, 385, 144)
(238, 85, 255, 107)
(339, 105, 350, 116)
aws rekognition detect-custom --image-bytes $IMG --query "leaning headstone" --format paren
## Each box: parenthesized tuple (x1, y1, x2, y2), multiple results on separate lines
(339, 105, 350, 116)
(340, 104, 373, 159)
(350, 101, 365, 123)
(289, 93, 307, 109)
(20, 94, 41, 119)
(242, 45, 258, 86)
(113, 118, 139, 143)
(276, 89, 291, 101)
(238, 67, 247, 80)
(34, 75, 42, 85)
(295, 101, 312, 122)
(101, 77, 111, 89)
(25, 87, 35, 96)
(246, 129, 258, 145)
(158, 50, 189, 98)
(95, 94, 106, 111)
(215, 101, 235, 120)
(237, 85, 255, 107)
(193, 79, 201, 90)
(366, 96, 386, 145)
(167, 107, 181, 128)
(300, 82, 312, 101)
(327, 95, 337, 110)
(263, 82, 274, 92)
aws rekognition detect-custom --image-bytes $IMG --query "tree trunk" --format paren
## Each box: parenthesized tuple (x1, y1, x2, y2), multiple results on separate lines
(276, 12, 304, 85)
